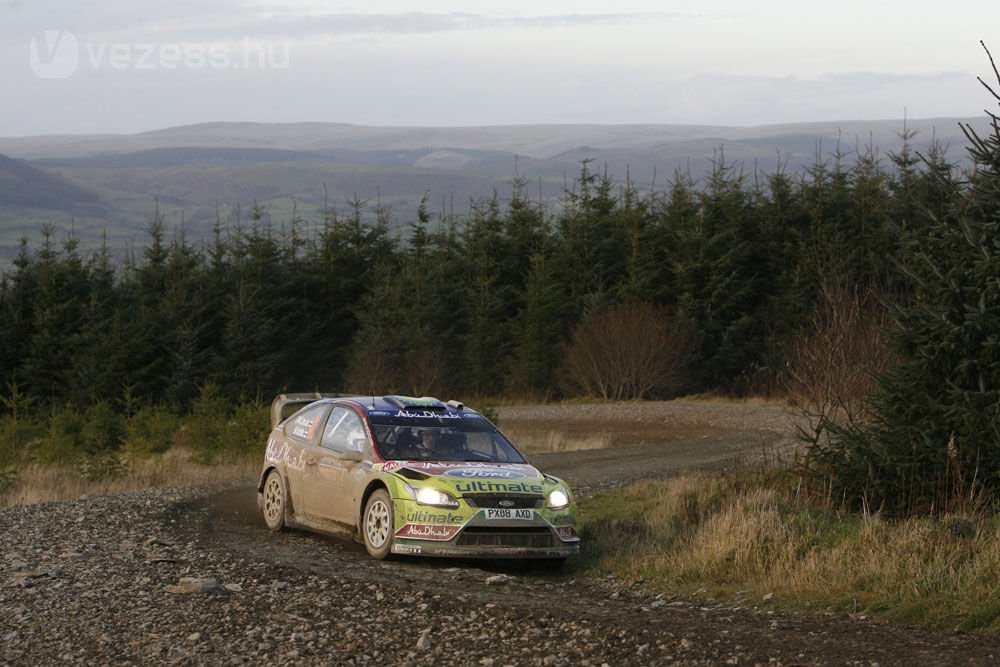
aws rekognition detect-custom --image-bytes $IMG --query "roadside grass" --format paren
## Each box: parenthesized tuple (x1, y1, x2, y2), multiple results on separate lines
(573, 471, 1000, 633)
(0, 447, 259, 506)
(502, 428, 613, 454)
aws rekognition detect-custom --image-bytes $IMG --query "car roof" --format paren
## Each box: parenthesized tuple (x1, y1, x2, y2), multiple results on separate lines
(333, 395, 481, 420)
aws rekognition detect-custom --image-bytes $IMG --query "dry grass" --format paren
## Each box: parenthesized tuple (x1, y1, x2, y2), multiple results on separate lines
(578, 472, 1000, 632)
(0, 448, 259, 507)
(502, 428, 613, 454)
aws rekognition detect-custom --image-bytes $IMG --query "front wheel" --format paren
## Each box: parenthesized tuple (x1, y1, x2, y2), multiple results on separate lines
(363, 489, 394, 559)
(261, 470, 287, 531)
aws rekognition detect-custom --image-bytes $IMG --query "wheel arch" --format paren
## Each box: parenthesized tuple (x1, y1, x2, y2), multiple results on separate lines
(359, 480, 390, 528)
(258, 465, 278, 493)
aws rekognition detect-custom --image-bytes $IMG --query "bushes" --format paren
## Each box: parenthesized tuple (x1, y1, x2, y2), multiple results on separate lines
(34, 402, 126, 465)
(125, 406, 181, 457)
(37, 406, 86, 464)
(185, 383, 269, 463)
(559, 302, 692, 400)
(786, 278, 891, 450)
(0, 413, 43, 494)
(1, 385, 266, 475)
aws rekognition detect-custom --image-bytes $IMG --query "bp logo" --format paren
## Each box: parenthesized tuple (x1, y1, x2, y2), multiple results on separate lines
(29, 30, 80, 79)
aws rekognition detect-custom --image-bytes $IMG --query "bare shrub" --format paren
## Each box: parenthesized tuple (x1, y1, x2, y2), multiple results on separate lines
(560, 302, 692, 400)
(785, 279, 892, 447)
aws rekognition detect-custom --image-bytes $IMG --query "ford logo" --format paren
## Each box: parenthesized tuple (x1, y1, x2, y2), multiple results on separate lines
(444, 468, 527, 479)
(498, 500, 516, 508)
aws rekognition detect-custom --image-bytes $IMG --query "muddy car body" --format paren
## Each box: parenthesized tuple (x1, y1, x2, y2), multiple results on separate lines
(257, 395, 580, 561)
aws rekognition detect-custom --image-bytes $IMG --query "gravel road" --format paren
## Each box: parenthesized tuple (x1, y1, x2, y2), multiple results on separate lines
(2, 401, 998, 666)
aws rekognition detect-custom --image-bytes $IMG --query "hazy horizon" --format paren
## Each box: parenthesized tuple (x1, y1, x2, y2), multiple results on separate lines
(2, 1, 998, 137)
(0, 114, 980, 141)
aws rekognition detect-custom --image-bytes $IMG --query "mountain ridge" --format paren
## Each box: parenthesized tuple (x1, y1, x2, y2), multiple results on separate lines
(0, 117, 983, 161)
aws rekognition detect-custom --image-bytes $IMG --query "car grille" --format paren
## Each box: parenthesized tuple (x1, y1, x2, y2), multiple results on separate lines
(463, 494, 544, 509)
(456, 527, 556, 548)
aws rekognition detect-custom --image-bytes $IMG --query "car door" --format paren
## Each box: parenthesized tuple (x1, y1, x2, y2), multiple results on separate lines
(301, 405, 368, 526)
(279, 403, 331, 518)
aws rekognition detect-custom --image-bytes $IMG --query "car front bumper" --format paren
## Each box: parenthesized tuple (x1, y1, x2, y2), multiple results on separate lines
(390, 508, 580, 558)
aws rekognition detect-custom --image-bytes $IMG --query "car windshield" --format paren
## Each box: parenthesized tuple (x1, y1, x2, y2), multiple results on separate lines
(369, 415, 526, 463)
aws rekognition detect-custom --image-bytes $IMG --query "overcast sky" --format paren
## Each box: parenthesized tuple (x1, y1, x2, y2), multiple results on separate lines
(1, 0, 998, 136)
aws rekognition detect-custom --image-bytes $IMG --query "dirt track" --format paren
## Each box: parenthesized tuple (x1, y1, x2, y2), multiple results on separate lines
(2, 401, 999, 665)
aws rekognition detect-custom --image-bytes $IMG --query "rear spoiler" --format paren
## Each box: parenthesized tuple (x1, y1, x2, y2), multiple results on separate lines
(270, 392, 343, 429)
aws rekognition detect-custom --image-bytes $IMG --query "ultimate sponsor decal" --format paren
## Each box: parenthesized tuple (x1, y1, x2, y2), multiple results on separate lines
(444, 468, 527, 479)
(454, 480, 544, 494)
(395, 524, 461, 541)
(404, 510, 465, 525)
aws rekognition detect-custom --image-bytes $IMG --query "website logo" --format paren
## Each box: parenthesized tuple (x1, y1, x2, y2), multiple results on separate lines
(28, 32, 290, 79)
(29, 30, 80, 79)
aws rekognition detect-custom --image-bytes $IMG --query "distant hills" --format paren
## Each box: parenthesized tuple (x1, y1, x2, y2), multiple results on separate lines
(0, 117, 988, 258)
(0, 153, 103, 214)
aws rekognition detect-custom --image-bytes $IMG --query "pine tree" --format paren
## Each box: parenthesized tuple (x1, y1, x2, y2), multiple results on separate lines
(506, 248, 571, 397)
(817, 48, 1000, 512)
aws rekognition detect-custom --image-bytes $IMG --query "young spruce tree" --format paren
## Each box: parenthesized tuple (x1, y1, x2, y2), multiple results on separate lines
(817, 46, 1000, 513)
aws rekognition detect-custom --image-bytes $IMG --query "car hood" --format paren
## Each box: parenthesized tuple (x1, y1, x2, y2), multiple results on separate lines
(376, 460, 549, 492)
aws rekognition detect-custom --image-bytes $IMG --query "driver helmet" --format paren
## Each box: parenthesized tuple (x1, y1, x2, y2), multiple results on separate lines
(415, 428, 437, 448)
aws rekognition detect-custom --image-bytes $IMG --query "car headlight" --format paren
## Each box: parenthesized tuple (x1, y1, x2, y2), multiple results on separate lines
(404, 484, 459, 509)
(547, 487, 571, 510)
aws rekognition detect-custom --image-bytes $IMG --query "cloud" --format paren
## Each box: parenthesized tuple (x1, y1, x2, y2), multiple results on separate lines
(115, 10, 671, 42)
(670, 71, 976, 126)
(285, 11, 650, 35)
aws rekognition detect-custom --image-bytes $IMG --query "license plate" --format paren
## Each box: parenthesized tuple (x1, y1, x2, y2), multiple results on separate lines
(485, 508, 533, 520)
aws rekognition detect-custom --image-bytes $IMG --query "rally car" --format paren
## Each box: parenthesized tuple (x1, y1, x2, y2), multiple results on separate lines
(257, 394, 579, 562)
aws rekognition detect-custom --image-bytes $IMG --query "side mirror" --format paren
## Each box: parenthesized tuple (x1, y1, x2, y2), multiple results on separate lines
(338, 449, 363, 463)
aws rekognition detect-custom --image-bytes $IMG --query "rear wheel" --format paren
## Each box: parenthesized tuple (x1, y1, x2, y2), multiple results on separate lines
(363, 489, 394, 559)
(261, 470, 287, 531)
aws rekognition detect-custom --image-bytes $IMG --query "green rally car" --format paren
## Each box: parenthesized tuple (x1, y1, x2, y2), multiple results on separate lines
(257, 395, 580, 562)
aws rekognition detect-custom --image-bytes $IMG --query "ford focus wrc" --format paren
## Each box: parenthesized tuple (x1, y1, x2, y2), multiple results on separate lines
(257, 395, 580, 562)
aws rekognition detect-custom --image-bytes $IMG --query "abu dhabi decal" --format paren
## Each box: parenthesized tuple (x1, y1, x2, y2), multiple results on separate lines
(266, 437, 307, 472)
(392, 409, 461, 419)
(395, 524, 461, 541)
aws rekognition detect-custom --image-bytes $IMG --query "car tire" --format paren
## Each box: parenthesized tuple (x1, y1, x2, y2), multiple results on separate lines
(261, 470, 287, 532)
(363, 489, 394, 559)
